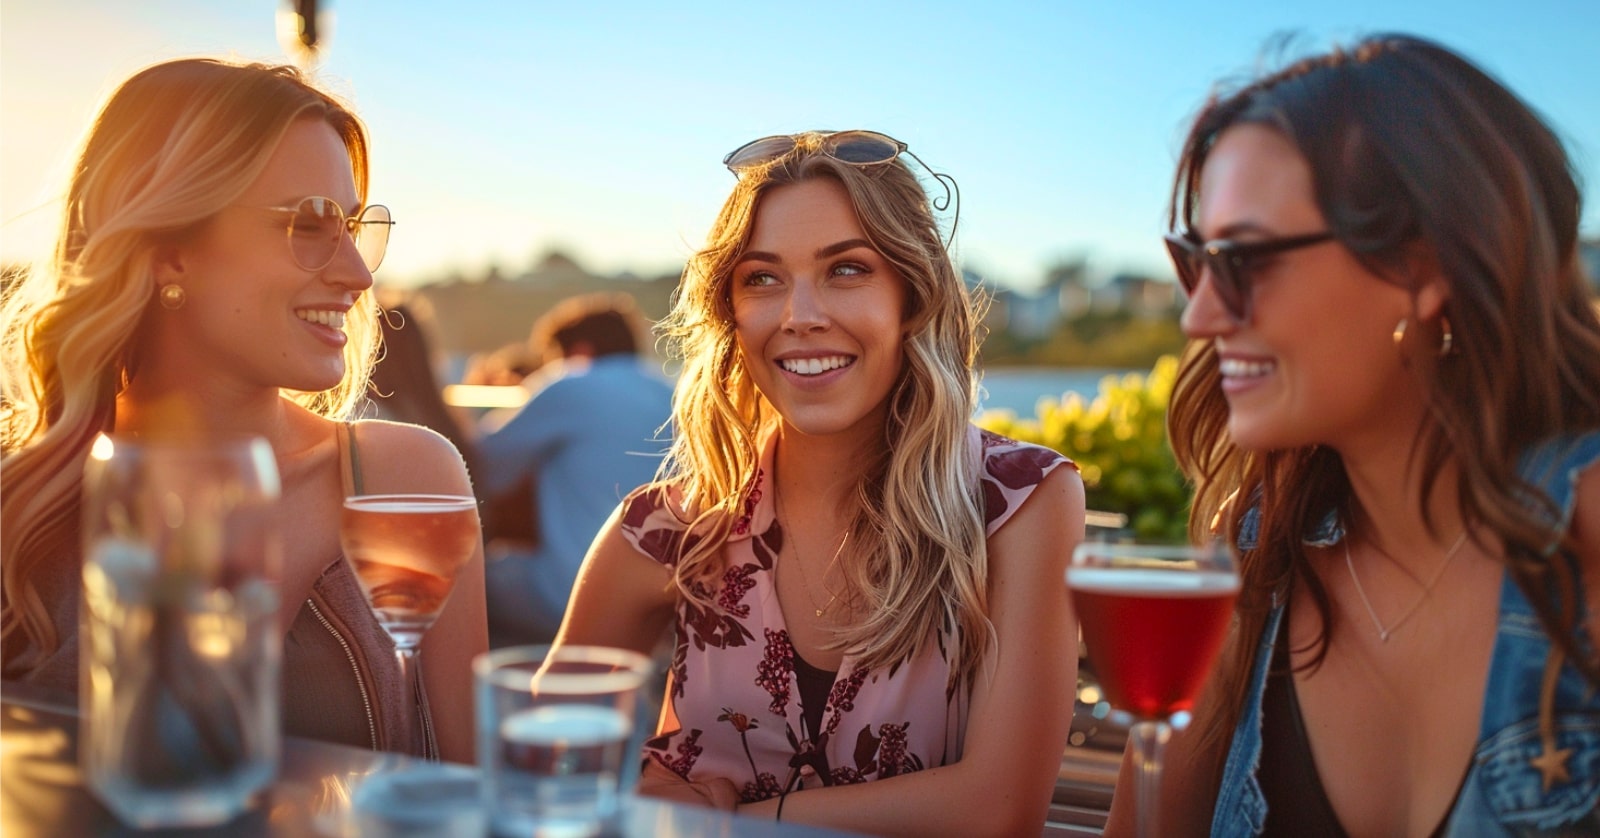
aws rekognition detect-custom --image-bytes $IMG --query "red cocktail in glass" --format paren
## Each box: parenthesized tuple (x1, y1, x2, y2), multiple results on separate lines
(1067, 541, 1239, 838)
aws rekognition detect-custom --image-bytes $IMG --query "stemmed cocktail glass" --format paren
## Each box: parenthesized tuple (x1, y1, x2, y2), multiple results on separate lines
(340, 493, 480, 756)
(1067, 540, 1239, 838)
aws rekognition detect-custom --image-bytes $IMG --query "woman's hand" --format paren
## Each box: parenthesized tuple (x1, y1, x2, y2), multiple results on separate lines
(636, 758, 741, 811)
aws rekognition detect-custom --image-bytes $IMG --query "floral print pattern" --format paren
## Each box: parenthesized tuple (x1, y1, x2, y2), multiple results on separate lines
(718, 564, 758, 617)
(755, 628, 795, 716)
(645, 727, 705, 778)
(622, 426, 1074, 799)
(824, 667, 869, 736)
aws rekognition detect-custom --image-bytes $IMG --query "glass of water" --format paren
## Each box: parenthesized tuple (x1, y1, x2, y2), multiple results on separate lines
(474, 645, 653, 837)
(79, 434, 283, 828)
(350, 757, 485, 837)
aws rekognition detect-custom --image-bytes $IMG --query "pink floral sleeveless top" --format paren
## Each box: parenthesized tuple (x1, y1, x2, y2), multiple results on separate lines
(619, 426, 1074, 801)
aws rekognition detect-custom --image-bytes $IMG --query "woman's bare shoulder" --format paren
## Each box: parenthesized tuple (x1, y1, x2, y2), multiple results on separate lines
(348, 418, 472, 495)
(986, 463, 1086, 566)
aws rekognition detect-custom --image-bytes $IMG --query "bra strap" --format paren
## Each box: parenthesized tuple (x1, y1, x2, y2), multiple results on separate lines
(337, 421, 365, 497)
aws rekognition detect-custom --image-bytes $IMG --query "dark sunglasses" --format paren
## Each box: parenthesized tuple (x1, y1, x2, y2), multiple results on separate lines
(721, 130, 961, 246)
(1164, 229, 1334, 321)
(723, 130, 908, 172)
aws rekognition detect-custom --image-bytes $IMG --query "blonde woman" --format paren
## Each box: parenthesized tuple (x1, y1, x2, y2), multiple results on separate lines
(557, 131, 1086, 835)
(0, 58, 486, 763)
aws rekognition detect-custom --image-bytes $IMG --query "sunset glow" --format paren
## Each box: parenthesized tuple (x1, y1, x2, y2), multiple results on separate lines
(3, 1, 1596, 291)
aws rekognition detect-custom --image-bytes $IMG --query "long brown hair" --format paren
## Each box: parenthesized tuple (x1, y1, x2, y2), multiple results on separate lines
(0, 58, 380, 675)
(1167, 34, 1600, 764)
(655, 135, 992, 683)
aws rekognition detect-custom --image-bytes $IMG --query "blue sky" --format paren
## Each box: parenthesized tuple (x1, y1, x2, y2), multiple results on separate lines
(3, 0, 1597, 291)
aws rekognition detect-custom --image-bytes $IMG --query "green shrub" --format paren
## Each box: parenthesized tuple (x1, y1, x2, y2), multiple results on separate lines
(976, 355, 1190, 541)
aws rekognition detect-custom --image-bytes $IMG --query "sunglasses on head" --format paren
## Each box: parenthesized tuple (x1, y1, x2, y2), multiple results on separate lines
(721, 129, 961, 246)
(243, 196, 394, 273)
(1163, 228, 1334, 321)
(723, 130, 908, 173)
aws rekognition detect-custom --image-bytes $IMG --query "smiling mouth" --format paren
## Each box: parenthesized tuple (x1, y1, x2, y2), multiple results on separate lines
(779, 355, 855, 376)
(1218, 358, 1275, 379)
(296, 309, 347, 329)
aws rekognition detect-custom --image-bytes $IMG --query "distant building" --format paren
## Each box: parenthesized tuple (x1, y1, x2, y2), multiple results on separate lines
(981, 260, 1089, 339)
(1043, 260, 1091, 321)
(1057, 280, 1091, 321)
(1102, 273, 1180, 318)
(1001, 290, 1069, 339)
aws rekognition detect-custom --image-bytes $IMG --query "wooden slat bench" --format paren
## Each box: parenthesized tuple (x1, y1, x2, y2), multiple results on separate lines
(1044, 692, 1126, 836)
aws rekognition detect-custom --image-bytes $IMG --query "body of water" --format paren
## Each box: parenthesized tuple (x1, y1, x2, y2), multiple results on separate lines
(976, 367, 1127, 417)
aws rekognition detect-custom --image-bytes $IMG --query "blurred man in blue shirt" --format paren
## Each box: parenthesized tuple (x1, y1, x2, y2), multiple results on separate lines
(478, 292, 673, 645)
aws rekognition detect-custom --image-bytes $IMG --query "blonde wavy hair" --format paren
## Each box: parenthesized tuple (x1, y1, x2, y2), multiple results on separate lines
(656, 136, 991, 684)
(0, 57, 381, 675)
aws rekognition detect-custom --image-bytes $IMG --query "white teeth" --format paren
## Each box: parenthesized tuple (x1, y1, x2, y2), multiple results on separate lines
(1219, 358, 1275, 378)
(296, 309, 346, 329)
(779, 355, 853, 376)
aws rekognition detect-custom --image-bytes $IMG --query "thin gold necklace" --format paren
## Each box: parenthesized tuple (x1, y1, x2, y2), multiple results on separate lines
(775, 488, 849, 618)
(1344, 529, 1469, 643)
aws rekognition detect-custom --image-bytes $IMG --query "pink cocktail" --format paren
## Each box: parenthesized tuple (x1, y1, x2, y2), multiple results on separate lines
(342, 495, 479, 648)
(341, 494, 480, 755)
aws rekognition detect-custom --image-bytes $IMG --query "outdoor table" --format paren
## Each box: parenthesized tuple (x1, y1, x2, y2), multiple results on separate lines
(1, 682, 859, 837)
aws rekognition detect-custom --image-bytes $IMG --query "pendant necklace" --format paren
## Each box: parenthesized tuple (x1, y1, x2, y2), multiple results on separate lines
(1344, 529, 1469, 642)
(776, 487, 849, 618)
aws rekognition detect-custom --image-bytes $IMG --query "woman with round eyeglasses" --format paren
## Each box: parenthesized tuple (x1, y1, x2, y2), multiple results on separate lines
(0, 58, 486, 763)
(1116, 35, 1600, 836)
(553, 130, 1086, 833)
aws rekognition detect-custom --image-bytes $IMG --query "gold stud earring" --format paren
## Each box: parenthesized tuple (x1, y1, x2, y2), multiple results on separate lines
(1392, 318, 1408, 348)
(158, 284, 186, 310)
(1438, 316, 1454, 358)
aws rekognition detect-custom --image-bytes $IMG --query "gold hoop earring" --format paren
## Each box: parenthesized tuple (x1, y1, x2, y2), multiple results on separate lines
(1438, 316, 1454, 358)
(1392, 318, 1408, 348)
(158, 284, 186, 311)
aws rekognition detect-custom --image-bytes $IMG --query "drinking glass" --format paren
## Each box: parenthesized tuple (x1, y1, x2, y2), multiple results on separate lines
(349, 757, 485, 837)
(80, 434, 283, 828)
(1066, 539, 1239, 838)
(475, 645, 653, 838)
(339, 493, 480, 755)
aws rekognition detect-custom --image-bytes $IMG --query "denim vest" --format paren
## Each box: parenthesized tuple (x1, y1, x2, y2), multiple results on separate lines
(1211, 432, 1600, 837)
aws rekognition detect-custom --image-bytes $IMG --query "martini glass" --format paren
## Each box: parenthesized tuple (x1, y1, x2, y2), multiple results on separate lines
(1066, 540, 1239, 838)
(340, 493, 480, 755)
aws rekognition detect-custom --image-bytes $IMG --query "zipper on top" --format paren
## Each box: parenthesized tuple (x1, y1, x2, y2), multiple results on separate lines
(306, 596, 378, 750)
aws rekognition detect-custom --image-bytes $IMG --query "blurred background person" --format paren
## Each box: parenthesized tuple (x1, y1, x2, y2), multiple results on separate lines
(462, 339, 539, 395)
(478, 291, 673, 646)
(365, 297, 481, 479)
